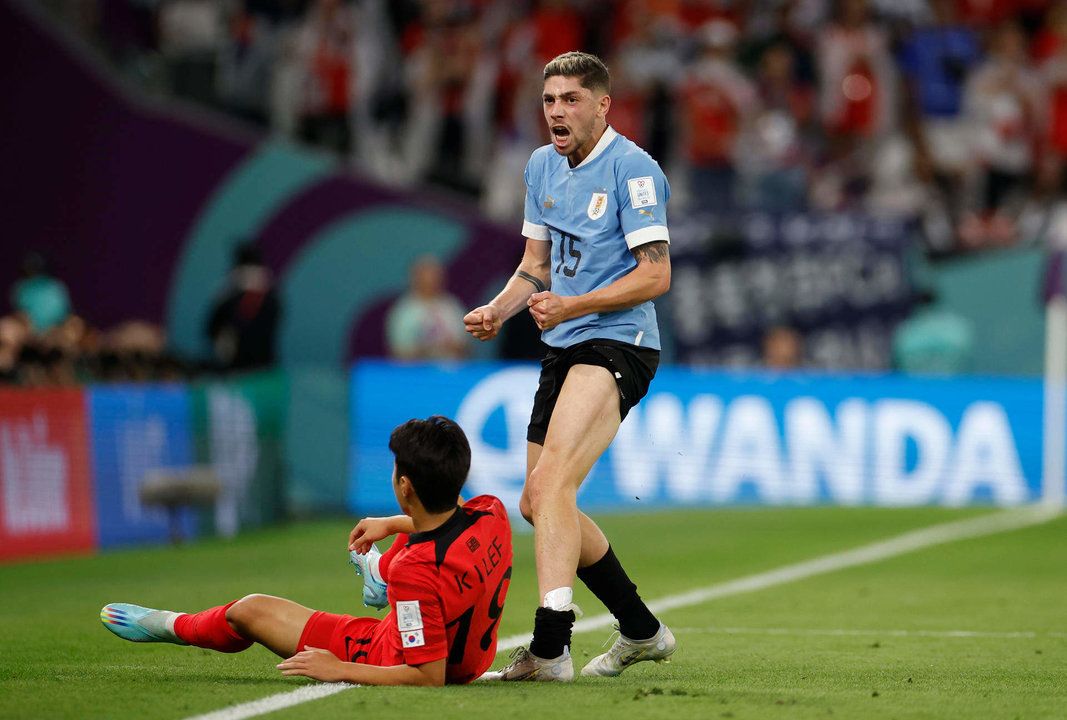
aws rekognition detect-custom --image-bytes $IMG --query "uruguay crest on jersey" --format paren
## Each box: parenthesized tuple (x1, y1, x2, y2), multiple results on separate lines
(587, 192, 608, 220)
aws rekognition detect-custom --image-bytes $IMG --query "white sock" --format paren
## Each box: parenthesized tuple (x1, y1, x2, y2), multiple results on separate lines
(139, 610, 187, 644)
(542, 587, 574, 611)
(162, 611, 185, 638)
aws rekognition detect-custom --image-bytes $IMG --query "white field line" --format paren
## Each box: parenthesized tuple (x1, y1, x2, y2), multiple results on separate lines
(181, 683, 357, 720)
(182, 506, 1059, 720)
(671, 626, 1067, 640)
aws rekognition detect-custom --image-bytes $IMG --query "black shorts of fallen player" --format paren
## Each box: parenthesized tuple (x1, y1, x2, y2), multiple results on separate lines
(527, 338, 660, 445)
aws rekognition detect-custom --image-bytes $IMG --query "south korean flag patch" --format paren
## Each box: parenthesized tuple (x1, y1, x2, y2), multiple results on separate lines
(627, 176, 657, 209)
(396, 600, 425, 648)
(402, 629, 425, 648)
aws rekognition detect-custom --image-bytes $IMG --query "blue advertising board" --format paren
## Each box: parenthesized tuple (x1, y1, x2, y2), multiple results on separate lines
(349, 361, 1048, 516)
(88, 385, 197, 547)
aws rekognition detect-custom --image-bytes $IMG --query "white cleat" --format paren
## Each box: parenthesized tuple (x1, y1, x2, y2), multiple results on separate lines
(580, 622, 675, 677)
(480, 646, 574, 682)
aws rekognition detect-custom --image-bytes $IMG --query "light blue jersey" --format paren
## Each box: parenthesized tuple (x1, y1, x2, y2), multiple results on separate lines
(522, 126, 670, 349)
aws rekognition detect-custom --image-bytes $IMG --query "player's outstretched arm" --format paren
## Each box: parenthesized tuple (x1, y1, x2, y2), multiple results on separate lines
(528, 241, 670, 331)
(277, 647, 446, 686)
(464, 238, 551, 342)
(348, 515, 413, 553)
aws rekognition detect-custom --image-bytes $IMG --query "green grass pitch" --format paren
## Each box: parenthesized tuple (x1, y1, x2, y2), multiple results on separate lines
(2, 506, 1065, 719)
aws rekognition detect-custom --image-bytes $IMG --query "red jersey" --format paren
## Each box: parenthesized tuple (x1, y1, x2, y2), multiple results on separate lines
(369, 495, 513, 684)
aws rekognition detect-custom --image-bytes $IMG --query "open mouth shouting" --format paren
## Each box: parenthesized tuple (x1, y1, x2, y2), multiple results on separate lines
(551, 125, 571, 150)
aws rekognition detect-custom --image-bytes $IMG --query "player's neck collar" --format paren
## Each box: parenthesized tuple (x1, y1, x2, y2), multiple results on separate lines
(407, 505, 462, 544)
(572, 125, 617, 169)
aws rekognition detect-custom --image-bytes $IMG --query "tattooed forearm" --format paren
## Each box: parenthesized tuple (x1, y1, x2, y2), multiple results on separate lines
(516, 269, 548, 293)
(633, 241, 670, 264)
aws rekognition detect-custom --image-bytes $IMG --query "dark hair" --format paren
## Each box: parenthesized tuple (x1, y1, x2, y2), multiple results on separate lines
(389, 415, 471, 513)
(543, 51, 611, 95)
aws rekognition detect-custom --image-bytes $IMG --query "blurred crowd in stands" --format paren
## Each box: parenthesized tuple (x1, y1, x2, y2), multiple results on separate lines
(1, 252, 185, 386)
(16, 0, 1067, 383)
(1, 245, 279, 386)
(46, 0, 1067, 256)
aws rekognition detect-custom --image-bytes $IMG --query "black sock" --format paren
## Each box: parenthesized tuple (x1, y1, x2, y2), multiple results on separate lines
(529, 606, 575, 660)
(576, 546, 659, 640)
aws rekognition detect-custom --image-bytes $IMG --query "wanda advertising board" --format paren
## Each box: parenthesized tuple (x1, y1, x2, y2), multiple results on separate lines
(349, 362, 1048, 515)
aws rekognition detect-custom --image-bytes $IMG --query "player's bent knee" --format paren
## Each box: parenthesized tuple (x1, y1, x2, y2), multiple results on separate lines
(524, 471, 577, 515)
(519, 493, 534, 525)
(226, 593, 270, 631)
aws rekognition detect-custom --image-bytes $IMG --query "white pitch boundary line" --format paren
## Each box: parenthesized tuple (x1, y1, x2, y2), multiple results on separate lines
(183, 506, 1059, 720)
(672, 626, 1067, 640)
(181, 683, 358, 720)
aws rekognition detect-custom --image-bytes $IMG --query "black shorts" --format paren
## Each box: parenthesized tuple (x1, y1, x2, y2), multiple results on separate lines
(527, 338, 660, 445)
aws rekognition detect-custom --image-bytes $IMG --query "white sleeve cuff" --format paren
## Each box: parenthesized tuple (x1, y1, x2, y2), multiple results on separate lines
(624, 225, 670, 250)
(522, 221, 550, 241)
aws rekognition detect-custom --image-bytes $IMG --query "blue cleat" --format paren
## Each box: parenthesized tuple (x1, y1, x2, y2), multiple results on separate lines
(100, 603, 187, 644)
(349, 545, 389, 609)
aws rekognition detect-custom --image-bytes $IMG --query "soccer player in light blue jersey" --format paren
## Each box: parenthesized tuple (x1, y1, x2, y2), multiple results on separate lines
(465, 51, 675, 682)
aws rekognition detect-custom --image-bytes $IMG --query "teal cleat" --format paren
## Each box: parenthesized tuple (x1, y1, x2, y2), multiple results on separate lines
(349, 545, 389, 610)
(100, 603, 187, 644)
